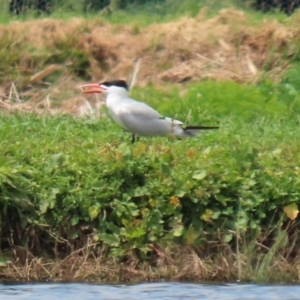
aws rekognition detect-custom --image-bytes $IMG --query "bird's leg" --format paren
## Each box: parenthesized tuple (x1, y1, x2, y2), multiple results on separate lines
(131, 133, 136, 143)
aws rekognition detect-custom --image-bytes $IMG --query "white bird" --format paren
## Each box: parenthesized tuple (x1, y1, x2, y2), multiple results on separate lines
(80, 80, 218, 143)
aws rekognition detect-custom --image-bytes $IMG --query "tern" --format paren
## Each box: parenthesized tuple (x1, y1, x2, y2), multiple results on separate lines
(81, 80, 219, 143)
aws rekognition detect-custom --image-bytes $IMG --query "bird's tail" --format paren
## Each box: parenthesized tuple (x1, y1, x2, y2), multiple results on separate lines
(182, 125, 219, 137)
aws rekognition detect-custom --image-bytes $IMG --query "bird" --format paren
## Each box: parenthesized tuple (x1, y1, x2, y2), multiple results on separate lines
(80, 80, 219, 143)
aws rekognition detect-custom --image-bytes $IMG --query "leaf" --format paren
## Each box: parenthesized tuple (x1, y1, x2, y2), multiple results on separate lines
(71, 215, 79, 226)
(149, 199, 156, 208)
(68, 232, 79, 240)
(50, 152, 63, 164)
(185, 226, 198, 245)
(272, 148, 282, 155)
(110, 247, 126, 259)
(125, 227, 146, 239)
(139, 245, 151, 254)
(176, 190, 186, 197)
(88, 205, 101, 220)
(9, 191, 35, 212)
(248, 179, 256, 186)
(161, 163, 171, 175)
(201, 209, 213, 222)
(49, 188, 60, 200)
(223, 233, 233, 243)
(92, 183, 103, 191)
(215, 195, 228, 206)
(250, 220, 257, 229)
(39, 202, 49, 214)
(203, 146, 212, 154)
(115, 151, 123, 161)
(283, 203, 299, 220)
(133, 143, 147, 157)
(236, 218, 248, 232)
(118, 143, 132, 157)
(99, 233, 120, 247)
(0, 257, 12, 267)
(192, 170, 207, 180)
(106, 222, 121, 235)
(172, 224, 184, 237)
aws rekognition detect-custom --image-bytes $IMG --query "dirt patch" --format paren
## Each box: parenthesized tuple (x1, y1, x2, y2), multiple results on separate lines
(0, 9, 299, 114)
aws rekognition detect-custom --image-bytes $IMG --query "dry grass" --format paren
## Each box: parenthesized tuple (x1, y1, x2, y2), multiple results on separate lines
(0, 9, 299, 115)
(0, 77, 103, 116)
(1, 238, 300, 283)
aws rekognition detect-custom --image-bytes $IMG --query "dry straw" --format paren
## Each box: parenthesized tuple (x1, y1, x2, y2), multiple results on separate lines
(0, 9, 298, 115)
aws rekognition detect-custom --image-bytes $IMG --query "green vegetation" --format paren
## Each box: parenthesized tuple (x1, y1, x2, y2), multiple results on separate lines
(1, 0, 300, 284)
(0, 0, 290, 26)
(1, 76, 300, 282)
(0, 0, 232, 24)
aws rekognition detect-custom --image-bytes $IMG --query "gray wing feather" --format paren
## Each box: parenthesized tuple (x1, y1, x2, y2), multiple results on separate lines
(117, 100, 180, 136)
(119, 100, 162, 119)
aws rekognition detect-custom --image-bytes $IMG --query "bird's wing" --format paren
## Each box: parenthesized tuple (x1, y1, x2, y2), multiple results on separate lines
(116, 100, 183, 136)
(119, 99, 162, 120)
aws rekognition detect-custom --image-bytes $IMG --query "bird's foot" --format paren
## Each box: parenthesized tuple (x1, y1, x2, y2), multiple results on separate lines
(131, 134, 140, 143)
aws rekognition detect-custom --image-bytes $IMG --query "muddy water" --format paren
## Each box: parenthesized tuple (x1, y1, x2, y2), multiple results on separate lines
(1, 282, 300, 300)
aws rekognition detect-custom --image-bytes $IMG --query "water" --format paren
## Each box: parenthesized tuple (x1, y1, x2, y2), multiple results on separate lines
(1, 282, 300, 300)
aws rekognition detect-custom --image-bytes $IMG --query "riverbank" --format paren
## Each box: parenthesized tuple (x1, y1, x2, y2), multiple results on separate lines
(1, 4, 300, 283)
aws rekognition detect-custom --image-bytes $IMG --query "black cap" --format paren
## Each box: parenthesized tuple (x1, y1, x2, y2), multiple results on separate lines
(100, 80, 128, 90)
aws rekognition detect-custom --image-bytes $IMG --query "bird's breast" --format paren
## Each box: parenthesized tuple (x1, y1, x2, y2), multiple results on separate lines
(107, 106, 127, 129)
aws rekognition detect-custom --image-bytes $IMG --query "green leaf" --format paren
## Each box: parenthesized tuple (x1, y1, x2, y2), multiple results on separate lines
(0, 257, 12, 267)
(161, 163, 171, 175)
(223, 233, 233, 243)
(118, 143, 132, 157)
(201, 209, 213, 222)
(50, 152, 64, 164)
(139, 245, 151, 254)
(185, 226, 199, 245)
(99, 233, 120, 247)
(9, 192, 35, 212)
(71, 215, 80, 226)
(172, 224, 184, 237)
(176, 190, 186, 197)
(68, 232, 79, 240)
(250, 220, 257, 229)
(125, 227, 146, 239)
(39, 202, 49, 214)
(88, 205, 101, 220)
(215, 195, 228, 206)
(192, 170, 207, 180)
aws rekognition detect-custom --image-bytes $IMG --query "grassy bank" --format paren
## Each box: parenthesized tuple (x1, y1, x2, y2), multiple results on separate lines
(1, 2, 300, 100)
(1, 0, 300, 283)
(1, 79, 300, 283)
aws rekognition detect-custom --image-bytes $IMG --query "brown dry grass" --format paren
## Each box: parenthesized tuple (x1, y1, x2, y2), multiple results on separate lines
(0, 9, 299, 115)
(1, 241, 300, 283)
